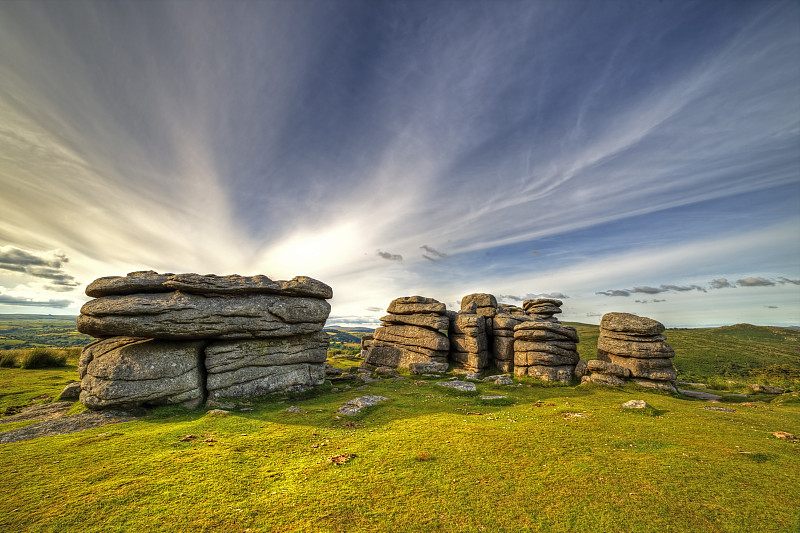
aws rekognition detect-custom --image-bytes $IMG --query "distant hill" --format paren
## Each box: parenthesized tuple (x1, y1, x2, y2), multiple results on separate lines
(0, 314, 93, 349)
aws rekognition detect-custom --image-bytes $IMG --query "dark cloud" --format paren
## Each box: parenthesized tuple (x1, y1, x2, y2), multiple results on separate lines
(422, 255, 438, 263)
(764, 305, 779, 309)
(632, 286, 664, 294)
(0, 245, 79, 287)
(596, 290, 631, 297)
(709, 278, 734, 289)
(737, 277, 775, 287)
(660, 284, 706, 293)
(499, 292, 569, 302)
(635, 299, 666, 304)
(777, 277, 800, 285)
(420, 245, 448, 259)
(0, 293, 71, 308)
(376, 250, 403, 262)
(365, 306, 382, 312)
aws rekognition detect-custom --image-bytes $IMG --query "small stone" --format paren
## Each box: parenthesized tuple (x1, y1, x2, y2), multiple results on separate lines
(58, 382, 82, 401)
(749, 384, 785, 394)
(206, 409, 230, 417)
(702, 406, 736, 413)
(337, 395, 389, 415)
(436, 381, 477, 392)
(285, 406, 303, 413)
(480, 395, 507, 400)
(238, 408, 254, 412)
(393, 377, 407, 382)
(772, 431, 799, 442)
(621, 400, 650, 409)
(464, 372, 482, 381)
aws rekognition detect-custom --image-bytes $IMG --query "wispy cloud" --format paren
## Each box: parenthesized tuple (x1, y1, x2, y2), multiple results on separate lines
(0, 245, 79, 288)
(0, 293, 71, 308)
(377, 250, 403, 262)
(635, 299, 666, 304)
(764, 305, 779, 309)
(737, 277, 775, 287)
(777, 277, 800, 285)
(710, 278, 735, 289)
(420, 245, 448, 259)
(365, 306, 382, 312)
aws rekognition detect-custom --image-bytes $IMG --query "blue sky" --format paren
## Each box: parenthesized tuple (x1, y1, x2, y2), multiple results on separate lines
(0, 0, 798, 327)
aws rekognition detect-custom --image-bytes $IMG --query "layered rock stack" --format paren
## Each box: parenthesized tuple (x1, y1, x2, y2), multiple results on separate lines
(581, 359, 631, 386)
(492, 304, 529, 372)
(76, 271, 332, 409)
(363, 296, 449, 372)
(448, 312, 489, 372)
(512, 299, 580, 383)
(596, 312, 678, 393)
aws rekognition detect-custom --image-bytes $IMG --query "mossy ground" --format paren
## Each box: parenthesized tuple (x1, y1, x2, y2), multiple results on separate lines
(1, 369, 799, 532)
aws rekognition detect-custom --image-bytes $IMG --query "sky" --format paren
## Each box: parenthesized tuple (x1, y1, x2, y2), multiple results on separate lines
(0, 0, 798, 328)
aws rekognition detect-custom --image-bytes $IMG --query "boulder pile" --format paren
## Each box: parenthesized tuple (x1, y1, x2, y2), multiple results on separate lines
(448, 311, 489, 372)
(363, 296, 449, 373)
(513, 300, 580, 383)
(492, 305, 529, 372)
(595, 312, 677, 393)
(77, 271, 332, 409)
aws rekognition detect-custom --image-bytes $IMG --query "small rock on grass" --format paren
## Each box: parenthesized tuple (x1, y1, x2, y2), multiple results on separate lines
(285, 406, 304, 414)
(58, 382, 82, 401)
(621, 400, 650, 409)
(702, 406, 736, 413)
(480, 395, 507, 400)
(338, 395, 390, 416)
(772, 431, 799, 442)
(749, 384, 785, 394)
(436, 381, 477, 392)
(205, 409, 230, 417)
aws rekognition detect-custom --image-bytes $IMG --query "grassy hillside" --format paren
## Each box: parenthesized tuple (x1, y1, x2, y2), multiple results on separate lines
(1, 321, 799, 531)
(0, 315, 93, 350)
(0, 371, 798, 532)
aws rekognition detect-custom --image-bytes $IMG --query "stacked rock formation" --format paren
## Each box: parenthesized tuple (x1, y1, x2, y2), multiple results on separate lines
(363, 296, 449, 373)
(581, 359, 631, 387)
(77, 271, 332, 409)
(512, 299, 580, 383)
(596, 312, 678, 393)
(448, 312, 489, 372)
(492, 304, 529, 372)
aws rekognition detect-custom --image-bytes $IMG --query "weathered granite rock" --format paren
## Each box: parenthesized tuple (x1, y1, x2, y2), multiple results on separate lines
(387, 296, 446, 315)
(598, 353, 676, 380)
(78, 292, 330, 340)
(461, 293, 498, 319)
(516, 364, 574, 383)
(749, 384, 785, 394)
(512, 316, 580, 381)
(58, 381, 82, 401)
(596, 312, 677, 390)
(630, 378, 678, 393)
(449, 312, 489, 371)
(586, 359, 631, 378)
(600, 312, 665, 336)
(78, 271, 333, 409)
(522, 299, 563, 318)
(86, 272, 333, 299)
(574, 359, 589, 379)
(360, 333, 373, 356)
(207, 363, 325, 400)
(79, 337, 204, 409)
(408, 362, 449, 375)
(373, 325, 449, 351)
(206, 333, 328, 373)
(581, 373, 626, 387)
(338, 395, 389, 416)
(380, 313, 449, 330)
(436, 380, 477, 392)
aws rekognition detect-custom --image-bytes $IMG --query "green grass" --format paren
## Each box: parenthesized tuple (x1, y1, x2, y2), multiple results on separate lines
(0, 374, 798, 532)
(0, 314, 93, 350)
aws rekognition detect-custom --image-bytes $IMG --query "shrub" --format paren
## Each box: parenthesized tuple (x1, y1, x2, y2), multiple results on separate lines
(20, 348, 67, 369)
(0, 352, 17, 368)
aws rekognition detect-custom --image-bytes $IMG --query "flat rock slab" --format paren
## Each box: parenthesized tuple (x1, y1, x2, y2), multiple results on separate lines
(679, 389, 722, 401)
(78, 292, 331, 340)
(0, 409, 140, 444)
(436, 381, 477, 392)
(480, 395, 507, 400)
(0, 402, 73, 424)
(702, 406, 736, 413)
(601, 312, 665, 335)
(86, 272, 333, 299)
(338, 395, 390, 416)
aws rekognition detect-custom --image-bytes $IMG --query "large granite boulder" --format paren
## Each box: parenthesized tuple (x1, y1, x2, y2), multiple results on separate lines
(79, 337, 204, 409)
(77, 292, 330, 340)
(491, 311, 529, 372)
(513, 311, 580, 383)
(77, 272, 333, 409)
(594, 313, 678, 391)
(364, 296, 450, 369)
